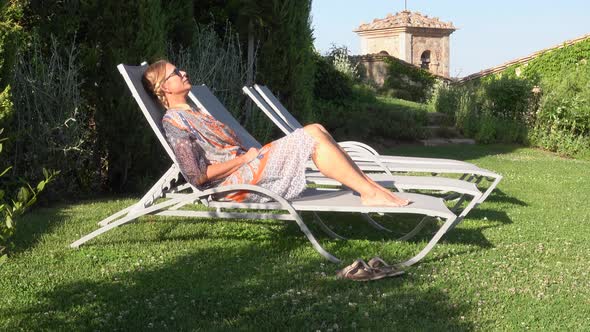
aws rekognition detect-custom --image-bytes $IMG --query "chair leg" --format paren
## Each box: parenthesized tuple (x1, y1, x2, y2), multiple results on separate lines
(97, 205, 134, 227)
(360, 214, 393, 233)
(394, 215, 457, 268)
(478, 175, 502, 204)
(98, 165, 181, 227)
(396, 216, 435, 241)
(71, 195, 189, 248)
(283, 207, 340, 263)
(312, 212, 347, 240)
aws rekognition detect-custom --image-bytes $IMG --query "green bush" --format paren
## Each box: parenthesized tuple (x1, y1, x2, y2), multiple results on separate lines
(313, 52, 353, 103)
(450, 38, 590, 157)
(536, 62, 590, 136)
(0, 128, 57, 262)
(326, 45, 359, 81)
(7, 37, 96, 197)
(481, 75, 533, 121)
(315, 88, 426, 143)
(430, 83, 461, 125)
(448, 75, 533, 144)
(383, 57, 436, 102)
(254, 0, 316, 124)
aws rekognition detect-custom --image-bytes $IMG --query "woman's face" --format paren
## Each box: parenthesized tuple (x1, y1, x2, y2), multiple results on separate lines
(162, 62, 191, 95)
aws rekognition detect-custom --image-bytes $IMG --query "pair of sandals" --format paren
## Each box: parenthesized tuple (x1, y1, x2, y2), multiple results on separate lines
(336, 257, 405, 281)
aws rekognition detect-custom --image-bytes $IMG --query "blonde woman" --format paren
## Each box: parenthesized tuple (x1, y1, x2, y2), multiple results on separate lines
(142, 60, 410, 206)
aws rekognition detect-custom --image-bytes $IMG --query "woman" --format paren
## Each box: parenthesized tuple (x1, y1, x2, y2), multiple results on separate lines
(142, 60, 410, 207)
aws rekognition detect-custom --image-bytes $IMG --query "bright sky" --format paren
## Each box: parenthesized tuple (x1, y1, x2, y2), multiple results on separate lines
(311, 0, 590, 77)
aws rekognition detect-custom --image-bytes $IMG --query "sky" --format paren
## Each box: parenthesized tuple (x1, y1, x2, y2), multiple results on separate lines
(311, 0, 590, 77)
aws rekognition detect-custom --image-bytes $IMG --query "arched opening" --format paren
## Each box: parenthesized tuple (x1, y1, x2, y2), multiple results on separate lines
(420, 50, 431, 70)
(378, 50, 389, 55)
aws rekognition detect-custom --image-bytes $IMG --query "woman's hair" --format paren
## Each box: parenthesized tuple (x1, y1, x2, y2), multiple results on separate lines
(142, 60, 170, 108)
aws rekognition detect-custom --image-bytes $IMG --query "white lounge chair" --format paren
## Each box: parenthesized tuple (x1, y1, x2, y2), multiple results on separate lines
(70, 63, 466, 267)
(243, 84, 502, 205)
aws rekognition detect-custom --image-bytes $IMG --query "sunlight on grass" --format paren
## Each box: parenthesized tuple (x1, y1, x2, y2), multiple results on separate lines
(1, 145, 589, 330)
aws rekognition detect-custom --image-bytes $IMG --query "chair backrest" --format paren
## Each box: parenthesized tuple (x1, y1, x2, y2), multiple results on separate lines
(254, 84, 303, 130)
(242, 86, 294, 136)
(190, 85, 262, 149)
(117, 63, 179, 164)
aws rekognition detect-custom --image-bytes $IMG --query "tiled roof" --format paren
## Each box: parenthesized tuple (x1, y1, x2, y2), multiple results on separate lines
(457, 33, 590, 83)
(355, 10, 455, 32)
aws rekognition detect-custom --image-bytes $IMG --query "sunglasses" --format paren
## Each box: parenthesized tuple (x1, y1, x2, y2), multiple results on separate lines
(164, 67, 183, 82)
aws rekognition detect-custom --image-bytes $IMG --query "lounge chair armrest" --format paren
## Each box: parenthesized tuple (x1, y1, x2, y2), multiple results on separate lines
(338, 141, 381, 156)
(198, 184, 290, 204)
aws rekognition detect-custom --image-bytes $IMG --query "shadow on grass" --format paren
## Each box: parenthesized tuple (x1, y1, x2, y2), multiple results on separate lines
(6, 243, 474, 331)
(484, 188, 528, 206)
(9, 197, 138, 256)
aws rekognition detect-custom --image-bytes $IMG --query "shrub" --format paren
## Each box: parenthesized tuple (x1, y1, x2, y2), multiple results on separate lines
(326, 44, 359, 81)
(254, 0, 316, 124)
(536, 62, 590, 136)
(0, 128, 58, 262)
(7, 37, 96, 197)
(449, 75, 533, 144)
(313, 52, 353, 103)
(315, 90, 426, 143)
(430, 83, 461, 125)
(481, 75, 533, 121)
(383, 57, 436, 102)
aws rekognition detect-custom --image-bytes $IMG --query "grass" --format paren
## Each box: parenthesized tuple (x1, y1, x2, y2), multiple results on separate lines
(377, 95, 434, 113)
(1, 144, 590, 330)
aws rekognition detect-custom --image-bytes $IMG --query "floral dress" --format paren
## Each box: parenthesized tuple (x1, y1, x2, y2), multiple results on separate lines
(162, 106, 316, 202)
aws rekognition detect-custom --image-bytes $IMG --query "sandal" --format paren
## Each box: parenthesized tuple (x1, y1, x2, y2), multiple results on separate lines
(367, 257, 405, 277)
(336, 259, 390, 281)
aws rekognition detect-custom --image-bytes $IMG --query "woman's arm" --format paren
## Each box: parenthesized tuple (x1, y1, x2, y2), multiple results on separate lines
(205, 147, 259, 182)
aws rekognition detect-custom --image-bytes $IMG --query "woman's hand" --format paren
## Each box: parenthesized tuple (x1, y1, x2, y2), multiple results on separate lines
(241, 147, 259, 164)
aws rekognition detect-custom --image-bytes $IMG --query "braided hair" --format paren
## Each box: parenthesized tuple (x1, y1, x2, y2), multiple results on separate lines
(142, 60, 170, 109)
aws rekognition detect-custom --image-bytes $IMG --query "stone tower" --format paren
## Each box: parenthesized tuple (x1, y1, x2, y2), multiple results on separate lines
(354, 11, 456, 77)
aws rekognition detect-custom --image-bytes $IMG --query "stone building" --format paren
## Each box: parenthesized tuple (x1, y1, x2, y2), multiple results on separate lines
(354, 10, 456, 77)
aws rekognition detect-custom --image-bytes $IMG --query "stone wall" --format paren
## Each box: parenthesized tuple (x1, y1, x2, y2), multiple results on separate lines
(363, 35, 400, 58)
(411, 33, 450, 77)
(355, 54, 452, 88)
(355, 54, 390, 86)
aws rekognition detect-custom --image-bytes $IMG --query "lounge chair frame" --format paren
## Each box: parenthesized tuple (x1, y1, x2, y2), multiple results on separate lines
(243, 84, 502, 204)
(70, 63, 471, 267)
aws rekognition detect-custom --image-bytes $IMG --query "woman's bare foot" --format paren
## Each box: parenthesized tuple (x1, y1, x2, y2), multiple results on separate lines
(362, 175, 412, 206)
(361, 188, 410, 207)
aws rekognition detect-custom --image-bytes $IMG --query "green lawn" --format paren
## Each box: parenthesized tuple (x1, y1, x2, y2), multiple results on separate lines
(376, 95, 433, 112)
(1, 145, 589, 330)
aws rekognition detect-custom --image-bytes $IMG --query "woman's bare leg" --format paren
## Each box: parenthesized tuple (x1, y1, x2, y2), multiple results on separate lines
(303, 124, 410, 207)
(312, 124, 400, 197)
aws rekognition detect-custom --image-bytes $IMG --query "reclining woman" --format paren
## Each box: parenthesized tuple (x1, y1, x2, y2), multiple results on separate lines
(142, 60, 410, 206)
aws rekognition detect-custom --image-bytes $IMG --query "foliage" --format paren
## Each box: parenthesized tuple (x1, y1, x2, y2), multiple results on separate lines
(326, 44, 359, 81)
(0, 128, 57, 261)
(517, 38, 590, 84)
(17, 0, 317, 193)
(450, 37, 590, 156)
(252, 0, 316, 124)
(315, 86, 426, 143)
(5, 37, 96, 197)
(313, 51, 353, 103)
(383, 57, 436, 102)
(22, 1, 172, 192)
(0, 0, 24, 90)
(441, 75, 535, 145)
(535, 62, 590, 136)
(429, 82, 461, 125)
